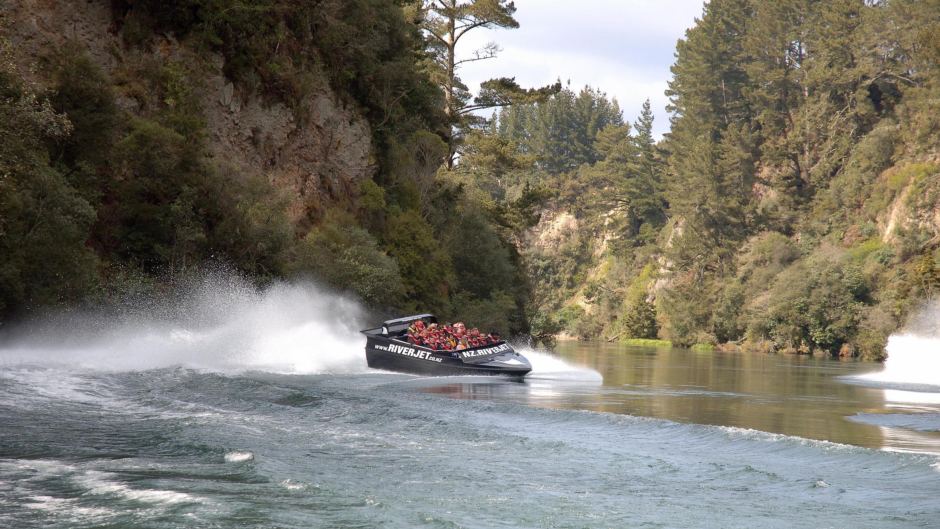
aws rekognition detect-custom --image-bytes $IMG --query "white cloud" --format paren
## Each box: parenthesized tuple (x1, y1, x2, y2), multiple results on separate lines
(455, 0, 705, 138)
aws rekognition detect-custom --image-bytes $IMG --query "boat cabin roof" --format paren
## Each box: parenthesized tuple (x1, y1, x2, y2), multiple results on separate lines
(382, 314, 437, 327)
(361, 314, 438, 336)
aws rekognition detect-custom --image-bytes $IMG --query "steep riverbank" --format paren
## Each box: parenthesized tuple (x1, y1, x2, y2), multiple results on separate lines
(0, 0, 529, 331)
(503, 1, 940, 360)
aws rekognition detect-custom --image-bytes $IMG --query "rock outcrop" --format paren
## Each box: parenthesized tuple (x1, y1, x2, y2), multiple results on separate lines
(4, 0, 374, 227)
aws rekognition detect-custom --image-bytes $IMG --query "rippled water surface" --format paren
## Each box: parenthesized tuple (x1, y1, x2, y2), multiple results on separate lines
(1, 354, 938, 528)
(436, 341, 940, 455)
(1, 281, 938, 528)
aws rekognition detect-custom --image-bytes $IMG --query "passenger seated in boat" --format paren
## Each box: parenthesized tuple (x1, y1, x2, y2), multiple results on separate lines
(405, 319, 501, 350)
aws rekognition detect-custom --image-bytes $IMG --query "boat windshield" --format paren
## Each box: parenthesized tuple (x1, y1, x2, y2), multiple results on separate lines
(382, 314, 437, 336)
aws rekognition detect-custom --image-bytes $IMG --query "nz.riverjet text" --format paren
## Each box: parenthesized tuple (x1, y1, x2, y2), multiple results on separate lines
(460, 343, 511, 358)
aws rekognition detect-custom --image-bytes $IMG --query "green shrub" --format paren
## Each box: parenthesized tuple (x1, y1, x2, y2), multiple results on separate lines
(449, 290, 518, 337)
(557, 304, 586, 331)
(910, 251, 940, 299)
(442, 207, 516, 300)
(383, 209, 454, 312)
(357, 178, 387, 231)
(0, 167, 99, 315)
(711, 281, 745, 343)
(573, 314, 604, 340)
(847, 238, 883, 263)
(622, 297, 659, 339)
(852, 305, 896, 361)
(529, 311, 562, 346)
(289, 216, 404, 307)
(621, 338, 672, 347)
(737, 231, 799, 282)
(107, 117, 203, 269)
(203, 168, 294, 278)
(49, 48, 119, 171)
(762, 259, 865, 355)
(658, 275, 716, 347)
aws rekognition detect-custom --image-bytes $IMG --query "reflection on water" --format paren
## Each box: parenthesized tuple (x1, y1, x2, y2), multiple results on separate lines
(420, 342, 940, 455)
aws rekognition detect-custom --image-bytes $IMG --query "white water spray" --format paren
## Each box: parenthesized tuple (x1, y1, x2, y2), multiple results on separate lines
(857, 302, 940, 390)
(519, 347, 603, 383)
(0, 273, 606, 380)
(857, 334, 940, 390)
(0, 275, 367, 374)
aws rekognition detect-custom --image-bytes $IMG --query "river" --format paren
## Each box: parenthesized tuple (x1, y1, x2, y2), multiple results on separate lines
(1, 280, 938, 528)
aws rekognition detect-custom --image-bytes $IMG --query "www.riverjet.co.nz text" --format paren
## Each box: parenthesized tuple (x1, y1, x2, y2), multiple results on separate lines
(374, 343, 444, 362)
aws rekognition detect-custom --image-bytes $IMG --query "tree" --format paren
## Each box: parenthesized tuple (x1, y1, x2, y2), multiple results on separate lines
(623, 297, 659, 339)
(289, 217, 406, 307)
(912, 252, 940, 299)
(633, 99, 661, 190)
(664, 0, 755, 277)
(416, 0, 558, 166)
(383, 209, 455, 313)
(629, 99, 667, 235)
(0, 44, 99, 317)
(454, 123, 532, 200)
(496, 84, 622, 175)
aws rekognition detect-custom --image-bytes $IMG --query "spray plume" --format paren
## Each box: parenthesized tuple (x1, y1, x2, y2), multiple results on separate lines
(858, 301, 940, 390)
(0, 273, 367, 374)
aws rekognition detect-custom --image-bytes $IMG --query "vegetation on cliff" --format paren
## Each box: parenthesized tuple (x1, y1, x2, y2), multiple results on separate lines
(2, 0, 938, 359)
(0, 0, 527, 335)
(457, 0, 940, 359)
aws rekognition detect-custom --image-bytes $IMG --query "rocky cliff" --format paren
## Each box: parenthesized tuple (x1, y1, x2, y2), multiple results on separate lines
(6, 0, 374, 226)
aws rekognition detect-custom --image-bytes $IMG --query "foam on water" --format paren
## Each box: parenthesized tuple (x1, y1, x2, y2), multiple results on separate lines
(22, 495, 113, 520)
(0, 275, 367, 375)
(223, 451, 254, 463)
(76, 471, 199, 505)
(0, 459, 196, 526)
(279, 479, 309, 491)
(850, 413, 940, 432)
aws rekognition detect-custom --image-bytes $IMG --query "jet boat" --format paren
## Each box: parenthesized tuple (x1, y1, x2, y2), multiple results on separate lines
(361, 314, 531, 378)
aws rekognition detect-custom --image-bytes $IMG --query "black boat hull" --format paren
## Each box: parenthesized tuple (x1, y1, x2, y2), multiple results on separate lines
(363, 336, 531, 378)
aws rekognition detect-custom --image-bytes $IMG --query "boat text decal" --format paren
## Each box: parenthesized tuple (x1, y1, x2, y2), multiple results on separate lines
(459, 343, 511, 359)
(374, 343, 443, 363)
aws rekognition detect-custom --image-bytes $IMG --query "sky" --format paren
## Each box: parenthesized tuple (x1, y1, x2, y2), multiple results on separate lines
(457, 0, 706, 139)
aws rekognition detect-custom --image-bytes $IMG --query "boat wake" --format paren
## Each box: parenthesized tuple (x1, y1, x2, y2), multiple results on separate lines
(519, 347, 603, 383)
(0, 274, 367, 375)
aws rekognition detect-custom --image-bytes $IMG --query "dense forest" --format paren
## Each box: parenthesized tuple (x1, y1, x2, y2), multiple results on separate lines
(1, 0, 939, 359)
(476, 0, 940, 359)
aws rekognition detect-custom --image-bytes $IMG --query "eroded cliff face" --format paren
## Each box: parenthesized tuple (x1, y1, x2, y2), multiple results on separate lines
(880, 161, 940, 247)
(5, 0, 374, 227)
